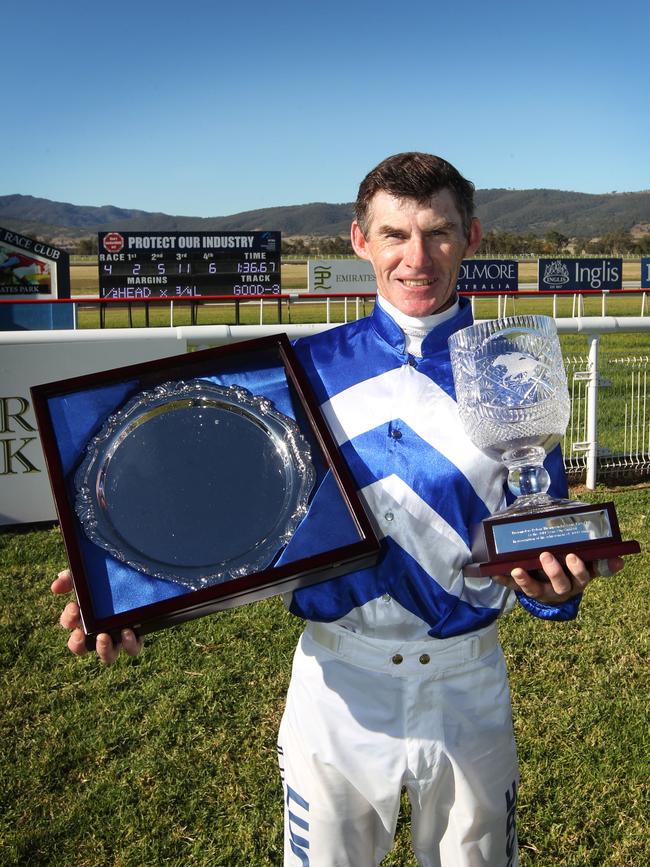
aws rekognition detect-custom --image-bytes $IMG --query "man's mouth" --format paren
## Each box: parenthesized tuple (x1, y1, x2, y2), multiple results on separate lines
(400, 278, 434, 288)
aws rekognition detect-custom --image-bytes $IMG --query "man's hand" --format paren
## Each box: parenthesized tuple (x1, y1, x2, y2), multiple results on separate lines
(491, 552, 625, 606)
(52, 569, 142, 665)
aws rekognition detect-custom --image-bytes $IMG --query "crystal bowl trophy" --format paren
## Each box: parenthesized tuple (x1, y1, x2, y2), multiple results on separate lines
(448, 314, 640, 578)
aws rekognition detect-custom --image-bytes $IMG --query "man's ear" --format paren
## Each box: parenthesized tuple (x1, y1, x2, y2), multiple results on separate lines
(351, 221, 371, 260)
(466, 218, 482, 257)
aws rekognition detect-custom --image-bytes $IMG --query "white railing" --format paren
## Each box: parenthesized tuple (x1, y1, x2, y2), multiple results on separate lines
(555, 318, 650, 486)
(4, 316, 650, 489)
(564, 353, 650, 482)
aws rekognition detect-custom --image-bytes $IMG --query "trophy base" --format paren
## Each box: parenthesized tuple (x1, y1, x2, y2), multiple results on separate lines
(464, 500, 640, 578)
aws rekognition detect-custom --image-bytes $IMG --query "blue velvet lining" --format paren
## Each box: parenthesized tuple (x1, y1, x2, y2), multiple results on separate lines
(49, 361, 361, 618)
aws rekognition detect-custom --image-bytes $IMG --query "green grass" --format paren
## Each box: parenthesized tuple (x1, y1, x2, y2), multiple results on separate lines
(499, 484, 650, 867)
(1, 484, 648, 866)
(4, 280, 650, 864)
(75, 297, 375, 329)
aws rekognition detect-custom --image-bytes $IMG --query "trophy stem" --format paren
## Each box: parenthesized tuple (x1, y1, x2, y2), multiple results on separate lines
(503, 445, 553, 509)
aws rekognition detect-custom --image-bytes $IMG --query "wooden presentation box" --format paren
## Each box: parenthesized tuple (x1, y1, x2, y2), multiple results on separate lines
(32, 334, 380, 648)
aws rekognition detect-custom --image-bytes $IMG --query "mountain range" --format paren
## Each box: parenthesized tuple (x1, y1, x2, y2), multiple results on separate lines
(1, 189, 649, 246)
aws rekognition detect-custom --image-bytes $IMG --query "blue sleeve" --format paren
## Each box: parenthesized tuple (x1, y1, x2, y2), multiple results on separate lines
(515, 444, 582, 622)
(516, 590, 582, 621)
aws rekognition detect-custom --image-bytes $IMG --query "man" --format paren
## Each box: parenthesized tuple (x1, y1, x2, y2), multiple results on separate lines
(54, 153, 623, 866)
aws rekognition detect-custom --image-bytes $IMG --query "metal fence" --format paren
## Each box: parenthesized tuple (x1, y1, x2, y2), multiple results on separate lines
(563, 352, 650, 482)
(4, 289, 650, 332)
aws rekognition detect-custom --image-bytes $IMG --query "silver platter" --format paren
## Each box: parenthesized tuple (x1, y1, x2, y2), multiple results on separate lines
(74, 379, 316, 589)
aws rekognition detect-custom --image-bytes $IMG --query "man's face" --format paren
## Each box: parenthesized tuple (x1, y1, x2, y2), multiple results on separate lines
(351, 189, 481, 318)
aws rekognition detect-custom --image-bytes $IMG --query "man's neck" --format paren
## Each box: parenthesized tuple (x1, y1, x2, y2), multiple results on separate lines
(377, 294, 459, 356)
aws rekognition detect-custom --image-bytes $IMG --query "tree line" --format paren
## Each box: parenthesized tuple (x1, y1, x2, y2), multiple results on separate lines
(479, 228, 650, 256)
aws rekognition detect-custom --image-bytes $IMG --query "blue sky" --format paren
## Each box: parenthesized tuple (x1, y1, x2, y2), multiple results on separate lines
(4, 0, 649, 216)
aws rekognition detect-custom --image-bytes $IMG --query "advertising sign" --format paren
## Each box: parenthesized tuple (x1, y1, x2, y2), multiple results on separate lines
(98, 231, 281, 298)
(456, 259, 518, 292)
(538, 258, 622, 292)
(309, 258, 521, 295)
(0, 227, 72, 329)
(0, 336, 186, 524)
(0, 227, 70, 299)
(641, 258, 650, 290)
(308, 259, 377, 294)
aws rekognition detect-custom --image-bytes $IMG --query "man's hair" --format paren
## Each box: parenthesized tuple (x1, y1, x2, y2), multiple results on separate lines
(354, 152, 475, 237)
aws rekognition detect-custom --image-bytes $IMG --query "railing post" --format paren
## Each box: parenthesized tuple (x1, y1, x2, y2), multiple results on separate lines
(586, 333, 600, 489)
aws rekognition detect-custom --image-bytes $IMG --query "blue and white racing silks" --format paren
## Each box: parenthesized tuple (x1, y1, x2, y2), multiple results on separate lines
(287, 296, 580, 640)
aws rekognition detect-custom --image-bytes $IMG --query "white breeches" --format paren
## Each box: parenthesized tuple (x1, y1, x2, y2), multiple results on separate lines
(278, 622, 519, 867)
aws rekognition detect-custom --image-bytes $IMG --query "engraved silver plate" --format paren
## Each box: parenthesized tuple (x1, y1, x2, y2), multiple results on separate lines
(74, 380, 316, 589)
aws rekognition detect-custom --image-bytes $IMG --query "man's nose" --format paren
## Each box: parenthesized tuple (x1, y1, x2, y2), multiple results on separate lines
(404, 235, 432, 268)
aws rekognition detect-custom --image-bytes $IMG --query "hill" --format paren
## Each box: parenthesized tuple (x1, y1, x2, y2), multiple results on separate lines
(474, 188, 650, 237)
(1, 189, 649, 246)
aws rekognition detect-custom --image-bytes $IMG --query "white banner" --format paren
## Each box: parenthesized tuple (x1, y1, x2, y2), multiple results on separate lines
(0, 336, 186, 524)
(308, 259, 377, 294)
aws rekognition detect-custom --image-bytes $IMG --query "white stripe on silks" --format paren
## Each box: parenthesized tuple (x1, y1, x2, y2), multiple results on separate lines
(403, 368, 506, 516)
(361, 474, 469, 593)
(320, 368, 398, 445)
(459, 569, 514, 612)
(362, 474, 512, 611)
(321, 365, 506, 514)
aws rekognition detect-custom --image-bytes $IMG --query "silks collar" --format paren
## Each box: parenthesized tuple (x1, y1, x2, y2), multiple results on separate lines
(370, 295, 474, 357)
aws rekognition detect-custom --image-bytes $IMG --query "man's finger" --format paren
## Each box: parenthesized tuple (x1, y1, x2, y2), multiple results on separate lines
(564, 553, 591, 591)
(59, 600, 81, 630)
(539, 552, 572, 596)
(593, 557, 624, 578)
(490, 573, 517, 590)
(51, 569, 73, 595)
(96, 633, 120, 665)
(510, 567, 544, 599)
(121, 629, 143, 657)
(67, 627, 88, 657)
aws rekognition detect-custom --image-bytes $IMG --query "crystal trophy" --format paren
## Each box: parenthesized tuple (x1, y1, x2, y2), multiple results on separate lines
(448, 315, 640, 577)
